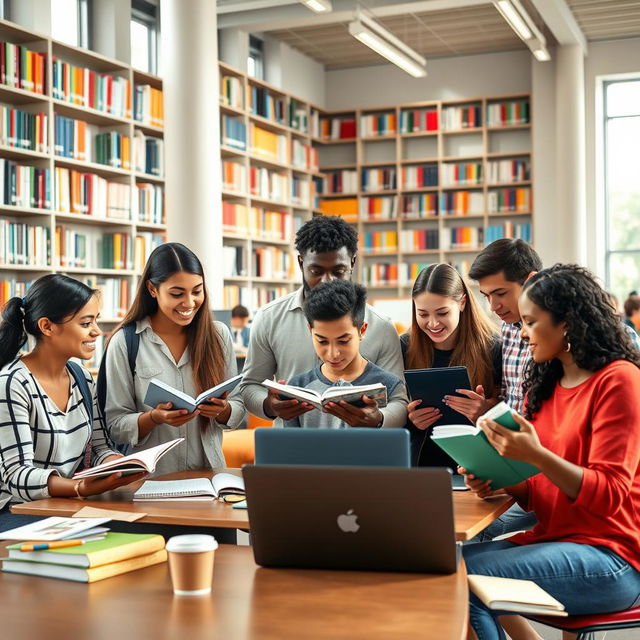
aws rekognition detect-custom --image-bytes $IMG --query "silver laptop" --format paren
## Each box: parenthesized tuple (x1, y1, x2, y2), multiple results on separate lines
(254, 428, 410, 467)
(242, 465, 459, 574)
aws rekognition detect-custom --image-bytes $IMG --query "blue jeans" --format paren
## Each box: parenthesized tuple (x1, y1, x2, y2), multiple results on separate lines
(468, 503, 537, 543)
(463, 540, 640, 640)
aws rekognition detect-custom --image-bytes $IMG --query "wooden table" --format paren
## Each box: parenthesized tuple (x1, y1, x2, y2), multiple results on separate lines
(0, 544, 469, 640)
(12, 469, 514, 541)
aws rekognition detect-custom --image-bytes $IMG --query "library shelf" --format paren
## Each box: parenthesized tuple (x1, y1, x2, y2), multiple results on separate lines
(134, 172, 165, 183)
(0, 17, 166, 320)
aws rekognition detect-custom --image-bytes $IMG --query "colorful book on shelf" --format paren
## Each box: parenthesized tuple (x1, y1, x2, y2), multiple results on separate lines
(262, 379, 388, 411)
(0, 41, 46, 94)
(468, 575, 567, 617)
(143, 374, 243, 413)
(73, 438, 184, 479)
(430, 402, 540, 489)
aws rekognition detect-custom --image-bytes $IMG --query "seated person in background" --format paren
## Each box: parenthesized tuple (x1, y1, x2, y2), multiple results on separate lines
(462, 264, 640, 640)
(624, 294, 640, 333)
(401, 263, 500, 467)
(239, 215, 405, 428)
(0, 275, 143, 532)
(230, 304, 251, 353)
(285, 280, 406, 429)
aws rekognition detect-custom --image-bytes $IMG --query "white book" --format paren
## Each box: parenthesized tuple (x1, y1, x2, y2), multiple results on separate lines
(143, 374, 243, 413)
(73, 438, 184, 479)
(133, 478, 216, 501)
(468, 575, 568, 617)
(0, 516, 111, 541)
(261, 379, 388, 411)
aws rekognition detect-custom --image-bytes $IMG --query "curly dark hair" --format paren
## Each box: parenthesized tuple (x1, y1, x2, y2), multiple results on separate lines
(522, 264, 640, 419)
(295, 215, 358, 257)
(303, 280, 367, 328)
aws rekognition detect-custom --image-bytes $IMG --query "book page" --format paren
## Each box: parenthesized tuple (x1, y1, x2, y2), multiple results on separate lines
(134, 478, 215, 500)
(468, 575, 566, 613)
(432, 425, 480, 438)
(195, 374, 243, 404)
(211, 472, 245, 498)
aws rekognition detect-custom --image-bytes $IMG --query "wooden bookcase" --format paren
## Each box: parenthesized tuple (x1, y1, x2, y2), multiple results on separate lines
(313, 95, 532, 299)
(0, 18, 166, 367)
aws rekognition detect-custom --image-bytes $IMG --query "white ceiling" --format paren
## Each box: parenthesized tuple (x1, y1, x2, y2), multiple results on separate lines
(217, 0, 640, 69)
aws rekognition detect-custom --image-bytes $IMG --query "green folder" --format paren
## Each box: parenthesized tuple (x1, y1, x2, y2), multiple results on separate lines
(431, 402, 539, 490)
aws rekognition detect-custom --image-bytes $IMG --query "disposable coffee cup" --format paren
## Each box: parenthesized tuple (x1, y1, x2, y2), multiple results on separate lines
(165, 534, 218, 596)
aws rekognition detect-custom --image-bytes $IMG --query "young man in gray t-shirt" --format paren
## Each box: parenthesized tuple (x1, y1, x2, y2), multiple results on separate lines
(284, 280, 406, 429)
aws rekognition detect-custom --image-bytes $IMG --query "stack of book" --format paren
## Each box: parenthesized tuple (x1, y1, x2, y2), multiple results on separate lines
(2, 532, 167, 583)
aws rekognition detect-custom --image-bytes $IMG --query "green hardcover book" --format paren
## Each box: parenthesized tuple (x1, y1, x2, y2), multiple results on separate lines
(431, 401, 539, 489)
(5, 532, 165, 568)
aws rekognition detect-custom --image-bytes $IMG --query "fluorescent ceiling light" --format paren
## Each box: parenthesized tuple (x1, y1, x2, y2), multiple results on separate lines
(300, 0, 332, 13)
(493, 0, 551, 62)
(348, 13, 427, 78)
(495, 0, 532, 40)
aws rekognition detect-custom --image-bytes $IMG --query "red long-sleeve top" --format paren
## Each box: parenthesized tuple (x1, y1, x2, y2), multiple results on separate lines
(511, 360, 640, 570)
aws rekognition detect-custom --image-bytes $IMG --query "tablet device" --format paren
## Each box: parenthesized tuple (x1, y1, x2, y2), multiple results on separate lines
(404, 366, 473, 426)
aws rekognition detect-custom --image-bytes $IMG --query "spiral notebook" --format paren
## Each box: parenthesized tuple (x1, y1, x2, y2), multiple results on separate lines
(133, 478, 216, 501)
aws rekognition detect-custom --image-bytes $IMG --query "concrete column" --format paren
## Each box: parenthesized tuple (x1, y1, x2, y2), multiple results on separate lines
(160, 0, 223, 303)
(555, 44, 587, 265)
(92, 0, 131, 63)
(9, 0, 51, 34)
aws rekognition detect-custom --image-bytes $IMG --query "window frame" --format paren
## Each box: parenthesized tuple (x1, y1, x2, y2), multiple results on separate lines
(603, 77, 640, 293)
(248, 35, 264, 80)
(131, 0, 159, 75)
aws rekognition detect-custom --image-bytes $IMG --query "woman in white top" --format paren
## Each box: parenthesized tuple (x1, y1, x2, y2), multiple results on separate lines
(0, 275, 143, 531)
(103, 243, 244, 477)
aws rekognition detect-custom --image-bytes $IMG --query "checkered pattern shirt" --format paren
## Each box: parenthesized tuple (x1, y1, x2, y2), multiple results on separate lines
(0, 359, 115, 510)
(501, 321, 529, 414)
(501, 321, 640, 414)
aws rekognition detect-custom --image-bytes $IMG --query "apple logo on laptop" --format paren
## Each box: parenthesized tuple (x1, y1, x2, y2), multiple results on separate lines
(337, 509, 360, 533)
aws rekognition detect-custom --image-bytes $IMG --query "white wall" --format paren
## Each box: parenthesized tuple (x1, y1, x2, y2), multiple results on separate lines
(584, 38, 640, 280)
(325, 49, 531, 108)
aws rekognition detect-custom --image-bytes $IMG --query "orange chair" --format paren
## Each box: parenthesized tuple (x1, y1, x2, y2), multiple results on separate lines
(222, 414, 273, 468)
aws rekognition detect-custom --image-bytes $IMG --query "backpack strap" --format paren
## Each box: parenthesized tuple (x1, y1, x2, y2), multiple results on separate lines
(67, 360, 94, 471)
(123, 322, 139, 377)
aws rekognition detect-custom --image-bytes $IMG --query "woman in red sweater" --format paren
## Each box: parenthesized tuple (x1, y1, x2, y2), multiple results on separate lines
(462, 264, 640, 640)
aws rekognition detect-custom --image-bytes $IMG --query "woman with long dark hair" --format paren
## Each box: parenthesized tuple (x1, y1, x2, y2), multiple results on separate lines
(103, 242, 244, 476)
(461, 264, 640, 640)
(0, 275, 143, 531)
(401, 263, 501, 466)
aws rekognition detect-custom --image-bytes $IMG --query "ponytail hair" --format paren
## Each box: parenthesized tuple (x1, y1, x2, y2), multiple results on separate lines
(0, 274, 96, 369)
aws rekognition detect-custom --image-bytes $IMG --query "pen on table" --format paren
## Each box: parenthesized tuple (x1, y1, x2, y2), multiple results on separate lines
(19, 535, 106, 552)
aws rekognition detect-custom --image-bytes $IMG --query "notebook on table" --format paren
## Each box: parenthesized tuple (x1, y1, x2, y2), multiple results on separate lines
(254, 428, 410, 467)
(242, 465, 459, 574)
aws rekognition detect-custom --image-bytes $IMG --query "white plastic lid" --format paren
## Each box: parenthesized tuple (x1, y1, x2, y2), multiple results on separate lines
(165, 534, 218, 553)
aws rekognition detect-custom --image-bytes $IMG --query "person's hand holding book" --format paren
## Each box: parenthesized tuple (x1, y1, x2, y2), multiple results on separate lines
(197, 392, 231, 424)
(149, 402, 199, 427)
(407, 399, 441, 430)
(323, 394, 383, 428)
(263, 379, 314, 420)
(478, 410, 542, 466)
(73, 471, 148, 498)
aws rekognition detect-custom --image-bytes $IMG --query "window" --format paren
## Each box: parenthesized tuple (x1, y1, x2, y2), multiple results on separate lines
(131, 0, 159, 75)
(248, 35, 264, 80)
(51, 0, 91, 49)
(604, 79, 640, 301)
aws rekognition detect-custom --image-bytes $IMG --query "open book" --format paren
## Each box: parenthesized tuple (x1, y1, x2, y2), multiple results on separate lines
(73, 439, 184, 479)
(261, 379, 388, 411)
(132, 472, 245, 502)
(430, 402, 539, 489)
(468, 575, 568, 616)
(143, 374, 243, 413)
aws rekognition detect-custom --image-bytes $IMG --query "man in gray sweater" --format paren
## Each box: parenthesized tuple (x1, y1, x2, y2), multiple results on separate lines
(239, 215, 407, 428)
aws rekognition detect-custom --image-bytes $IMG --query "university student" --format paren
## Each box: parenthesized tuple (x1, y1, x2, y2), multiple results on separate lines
(103, 243, 245, 477)
(461, 264, 640, 640)
(239, 215, 406, 428)
(0, 275, 143, 532)
(285, 280, 406, 429)
(230, 304, 251, 350)
(401, 263, 500, 466)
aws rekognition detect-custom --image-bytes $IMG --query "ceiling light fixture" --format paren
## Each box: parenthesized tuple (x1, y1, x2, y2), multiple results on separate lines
(300, 0, 332, 13)
(493, 0, 551, 62)
(348, 11, 427, 78)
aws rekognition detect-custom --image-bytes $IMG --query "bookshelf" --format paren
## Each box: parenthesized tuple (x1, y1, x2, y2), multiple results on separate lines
(219, 61, 322, 311)
(314, 95, 532, 297)
(0, 18, 166, 368)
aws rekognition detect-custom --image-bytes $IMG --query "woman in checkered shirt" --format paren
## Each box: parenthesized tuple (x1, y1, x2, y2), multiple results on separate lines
(0, 274, 145, 532)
